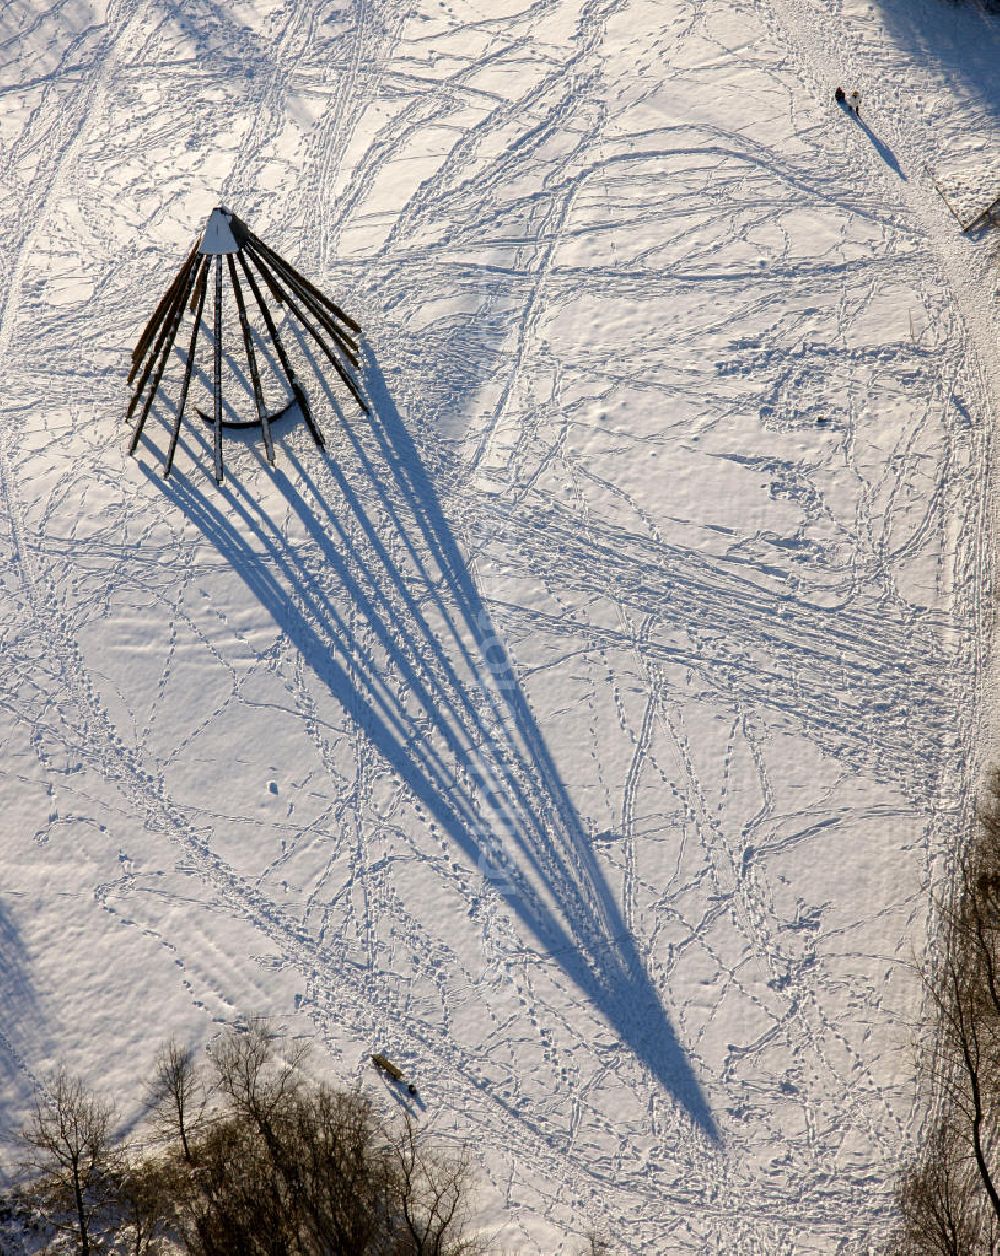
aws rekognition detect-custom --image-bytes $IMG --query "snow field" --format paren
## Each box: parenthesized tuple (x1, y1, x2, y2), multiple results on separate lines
(0, 0, 998, 1250)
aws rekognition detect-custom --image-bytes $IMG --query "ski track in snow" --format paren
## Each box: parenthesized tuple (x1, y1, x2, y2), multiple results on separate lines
(0, 0, 997, 1250)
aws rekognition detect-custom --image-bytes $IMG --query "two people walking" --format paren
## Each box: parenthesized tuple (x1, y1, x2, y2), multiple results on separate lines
(834, 86, 861, 116)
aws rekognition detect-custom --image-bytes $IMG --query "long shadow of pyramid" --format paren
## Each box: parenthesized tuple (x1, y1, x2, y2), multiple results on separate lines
(148, 351, 718, 1142)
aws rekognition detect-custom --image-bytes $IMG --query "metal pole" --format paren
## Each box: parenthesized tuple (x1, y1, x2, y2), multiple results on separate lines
(236, 251, 325, 449)
(164, 258, 210, 477)
(129, 243, 200, 384)
(231, 216, 361, 334)
(213, 256, 224, 484)
(126, 255, 199, 422)
(128, 257, 202, 455)
(244, 248, 368, 415)
(228, 255, 274, 465)
(242, 238, 359, 363)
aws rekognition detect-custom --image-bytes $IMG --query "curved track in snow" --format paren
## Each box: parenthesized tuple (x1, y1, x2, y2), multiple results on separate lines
(0, 0, 996, 1249)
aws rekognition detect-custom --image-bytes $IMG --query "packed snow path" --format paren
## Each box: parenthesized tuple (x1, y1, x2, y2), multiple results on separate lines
(0, 0, 997, 1250)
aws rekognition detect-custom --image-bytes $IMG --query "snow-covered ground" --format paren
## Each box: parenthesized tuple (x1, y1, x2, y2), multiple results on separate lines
(0, 0, 998, 1249)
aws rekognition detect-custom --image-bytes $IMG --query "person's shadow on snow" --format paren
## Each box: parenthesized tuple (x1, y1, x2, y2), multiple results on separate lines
(856, 115, 906, 180)
(837, 97, 906, 180)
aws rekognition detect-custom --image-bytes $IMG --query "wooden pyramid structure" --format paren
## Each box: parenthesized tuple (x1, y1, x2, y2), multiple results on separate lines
(126, 206, 366, 484)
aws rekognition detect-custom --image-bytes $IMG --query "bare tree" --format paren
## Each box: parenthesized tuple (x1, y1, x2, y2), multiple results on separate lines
(897, 1121, 987, 1255)
(8, 1025, 486, 1256)
(148, 1039, 207, 1164)
(158, 1111, 289, 1256)
(899, 771, 1000, 1251)
(284, 1083, 390, 1253)
(210, 1018, 308, 1147)
(114, 1155, 173, 1256)
(20, 1068, 119, 1255)
(388, 1113, 480, 1256)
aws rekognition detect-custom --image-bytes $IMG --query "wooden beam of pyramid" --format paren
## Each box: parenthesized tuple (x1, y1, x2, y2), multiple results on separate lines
(126, 206, 365, 481)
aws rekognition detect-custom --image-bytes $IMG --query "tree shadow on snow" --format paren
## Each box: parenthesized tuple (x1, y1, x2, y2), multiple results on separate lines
(140, 354, 719, 1144)
(871, 0, 1000, 129)
(0, 900, 44, 1157)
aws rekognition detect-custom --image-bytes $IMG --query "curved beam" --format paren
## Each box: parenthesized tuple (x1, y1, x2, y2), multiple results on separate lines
(236, 250, 326, 450)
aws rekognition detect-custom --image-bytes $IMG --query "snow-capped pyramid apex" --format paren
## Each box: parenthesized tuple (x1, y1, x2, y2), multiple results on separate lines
(127, 205, 366, 485)
(199, 206, 239, 255)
